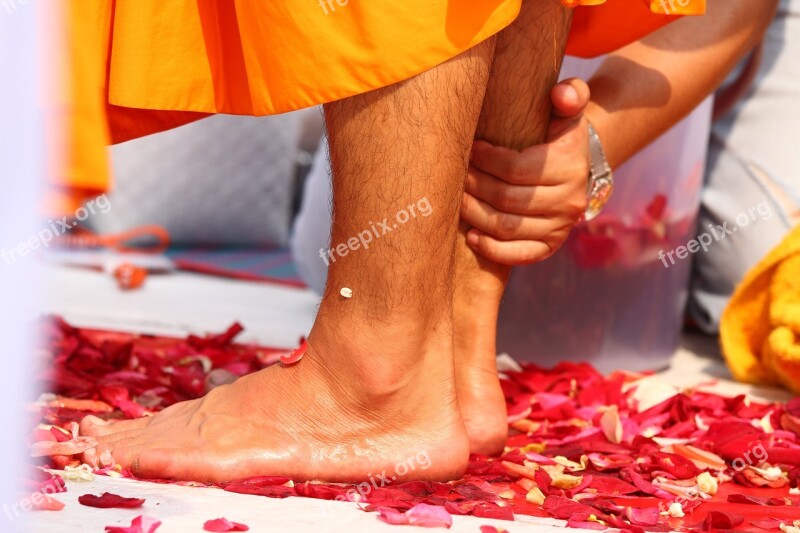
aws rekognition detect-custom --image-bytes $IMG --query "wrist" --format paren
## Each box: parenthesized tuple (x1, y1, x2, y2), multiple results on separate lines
(585, 102, 616, 170)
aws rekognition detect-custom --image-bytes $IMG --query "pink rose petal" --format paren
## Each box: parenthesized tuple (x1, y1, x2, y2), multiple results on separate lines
(377, 503, 452, 528)
(105, 515, 161, 533)
(30, 492, 65, 511)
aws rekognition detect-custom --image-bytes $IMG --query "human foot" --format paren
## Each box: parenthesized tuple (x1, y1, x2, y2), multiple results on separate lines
(81, 322, 470, 484)
(453, 224, 510, 457)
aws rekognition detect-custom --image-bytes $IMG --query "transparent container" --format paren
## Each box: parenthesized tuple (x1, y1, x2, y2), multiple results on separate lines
(496, 57, 713, 374)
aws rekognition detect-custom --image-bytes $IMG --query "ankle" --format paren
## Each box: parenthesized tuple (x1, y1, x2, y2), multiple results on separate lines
(304, 318, 455, 409)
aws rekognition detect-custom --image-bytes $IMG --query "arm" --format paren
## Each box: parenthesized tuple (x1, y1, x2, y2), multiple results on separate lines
(587, 0, 779, 168)
(464, 0, 779, 265)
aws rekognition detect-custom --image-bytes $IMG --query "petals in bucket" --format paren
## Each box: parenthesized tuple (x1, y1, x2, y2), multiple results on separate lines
(203, 517, 250, 532)
(105, 515, 161, 533)
(79, 492, 145, 509)
(377, 503, 453, 528)
(279, 341, 307, 365)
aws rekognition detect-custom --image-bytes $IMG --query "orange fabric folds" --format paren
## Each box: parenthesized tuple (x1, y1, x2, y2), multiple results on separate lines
(51, 0, 704, 212)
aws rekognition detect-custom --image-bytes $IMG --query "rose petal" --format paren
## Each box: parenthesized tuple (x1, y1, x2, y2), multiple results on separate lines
(105, 515, 161, 533)
(702, 510, 745, 531)
(279, 341, 307, 365)
(79, 492, 145, 509)
(377, 503, 453, 528)
(751, 518, 788, 530)
(29, 492, 65, 511)
(599, 405, 623, 444)
(203, 518, 250, 532)
(727, 493, 786, 506)
(625, 506, 659, 526)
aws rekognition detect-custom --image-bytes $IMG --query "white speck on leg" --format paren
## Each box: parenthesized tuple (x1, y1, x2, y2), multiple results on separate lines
(340, 287, 353, 298)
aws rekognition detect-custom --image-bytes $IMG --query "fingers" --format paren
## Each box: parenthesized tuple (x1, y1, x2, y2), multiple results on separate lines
(465, 229, 558, 266)
(461, 193, 575, 242)
(465, 166, 584, 216)
(471, 127, 589, 187)
(461, 192, 582, 266)
(464, 77, 592, 266)
(551, 78, 590, 118)
(470, 141, 533, 185)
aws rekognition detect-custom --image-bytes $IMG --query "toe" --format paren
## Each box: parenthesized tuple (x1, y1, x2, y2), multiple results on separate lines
(80, 415, 111, 437)
(112, 446, 181, 480)
(82, 416, 151, 439)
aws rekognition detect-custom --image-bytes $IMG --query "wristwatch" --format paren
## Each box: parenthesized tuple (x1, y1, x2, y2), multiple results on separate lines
(585, 122, 614, 222)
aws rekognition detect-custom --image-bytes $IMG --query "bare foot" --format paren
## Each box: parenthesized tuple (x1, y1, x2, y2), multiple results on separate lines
(453, 225, 510, 457)
(81, 322, 470, 484)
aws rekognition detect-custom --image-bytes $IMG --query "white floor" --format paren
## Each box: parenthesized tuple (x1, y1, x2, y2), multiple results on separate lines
(26, 263, 791, 532)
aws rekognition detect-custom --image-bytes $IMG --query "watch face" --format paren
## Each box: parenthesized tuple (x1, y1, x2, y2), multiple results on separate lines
(585, 176, 614, 222)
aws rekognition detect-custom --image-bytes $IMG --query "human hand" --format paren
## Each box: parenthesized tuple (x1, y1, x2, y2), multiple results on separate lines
(462, 78, 592, 265)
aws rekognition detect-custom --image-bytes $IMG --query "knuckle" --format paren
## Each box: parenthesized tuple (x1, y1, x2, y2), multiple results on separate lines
(506, 160, 528, 183)
(493, 214, 518, 239)
(568, 194, 589, 217)
(495, 190, 519, 213)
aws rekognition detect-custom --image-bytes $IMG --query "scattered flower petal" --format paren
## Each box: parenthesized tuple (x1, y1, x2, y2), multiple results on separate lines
(79, 492, 145, 509)
(105, 515, 161, 533)
(377, 503, 452, 528)
(279, 341, 307, 365)
(203, 517, 250, 532)
(702, 510, 744, 530)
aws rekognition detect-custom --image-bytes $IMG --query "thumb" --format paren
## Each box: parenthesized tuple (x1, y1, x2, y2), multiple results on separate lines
(550, 78, 590, 119)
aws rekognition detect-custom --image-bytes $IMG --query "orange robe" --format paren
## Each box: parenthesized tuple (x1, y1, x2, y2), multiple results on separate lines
(48, 0, 705, 213)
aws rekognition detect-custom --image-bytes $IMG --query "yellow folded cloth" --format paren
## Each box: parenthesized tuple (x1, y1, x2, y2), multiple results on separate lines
(721, 225, 800, 393)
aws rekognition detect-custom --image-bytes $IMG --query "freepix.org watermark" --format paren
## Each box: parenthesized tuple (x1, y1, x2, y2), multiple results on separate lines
(1, 194, 112, 266)
(658, 0, 695, 14)
(338, 450, 432, 503)
(658, 201, 773, 269)
(318, 0, 348, 15)
(319, 196, 433, 266)
(657, 442, 769, 517)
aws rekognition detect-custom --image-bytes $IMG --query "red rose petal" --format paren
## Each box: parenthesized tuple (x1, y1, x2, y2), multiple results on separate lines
(727, 493, 787, 506)
(31, 318, 800, 533)
(625, 506, 659, 526)
(279, 341, 307, 365)
(203, 517, 250, 532)
(702, 510, 745, 531)
(79, 492, 145, 509)
(542, 496, 593, 520)
(750, 517, 786, 530)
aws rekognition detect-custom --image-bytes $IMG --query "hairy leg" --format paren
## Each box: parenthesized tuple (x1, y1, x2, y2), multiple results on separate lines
(455, 0, 573, 455)
(80, 41, 495, 483)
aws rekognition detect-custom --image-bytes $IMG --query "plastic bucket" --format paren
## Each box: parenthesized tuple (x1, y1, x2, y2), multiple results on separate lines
(496, 57, 713, 374)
